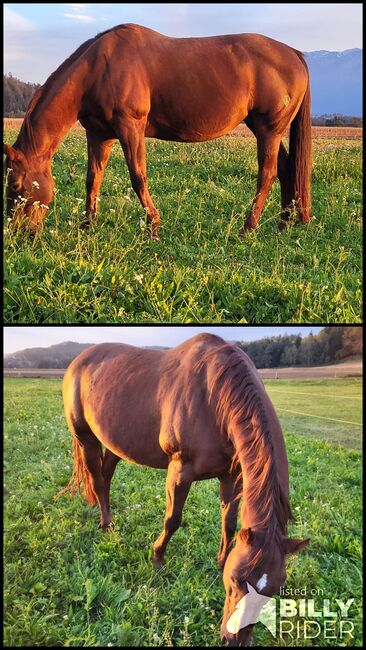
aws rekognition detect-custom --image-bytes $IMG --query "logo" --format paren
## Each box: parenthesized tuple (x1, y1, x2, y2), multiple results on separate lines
(258, 587, 355, 641)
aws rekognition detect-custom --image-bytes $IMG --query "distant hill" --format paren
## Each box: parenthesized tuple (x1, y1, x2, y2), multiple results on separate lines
(4, 48, 362, 119)
(3, 341, 93, 369)
(305, 48, 362, 116)
(4, 73, 41, 118)
(3, 341, 170, 369)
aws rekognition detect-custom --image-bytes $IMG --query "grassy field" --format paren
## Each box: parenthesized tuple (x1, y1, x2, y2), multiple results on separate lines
(4, 377, 362, 646)
(3, 125, 362, 323)
(265, 377, 362, 450)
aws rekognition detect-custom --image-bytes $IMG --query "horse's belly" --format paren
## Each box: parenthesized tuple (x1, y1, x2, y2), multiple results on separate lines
(107, 436, 169, 470)
(88, 410, 169, 470)
(147, 97, 248, 142)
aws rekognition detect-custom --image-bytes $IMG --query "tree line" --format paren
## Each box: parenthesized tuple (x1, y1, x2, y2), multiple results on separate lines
(237, 326, 362, 369)
(312, 114, 362, 127)
(4, 73, 40, 117)
(3, 75, 363, 126)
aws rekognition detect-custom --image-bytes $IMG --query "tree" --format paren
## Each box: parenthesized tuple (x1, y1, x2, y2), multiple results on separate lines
(3, 73, 41, 117)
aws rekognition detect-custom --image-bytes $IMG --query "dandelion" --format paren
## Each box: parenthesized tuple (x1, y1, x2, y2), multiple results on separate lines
(184, 616, 189, 624)
(135, 273, 143, 284)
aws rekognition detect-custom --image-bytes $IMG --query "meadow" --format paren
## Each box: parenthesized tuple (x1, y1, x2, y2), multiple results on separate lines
(4, 377, 362, 646)
(3, 125, 362, 324)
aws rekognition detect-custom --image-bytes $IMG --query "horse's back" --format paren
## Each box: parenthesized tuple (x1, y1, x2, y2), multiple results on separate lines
(81, 25, 308, 142)
(63, 343, 169, 468)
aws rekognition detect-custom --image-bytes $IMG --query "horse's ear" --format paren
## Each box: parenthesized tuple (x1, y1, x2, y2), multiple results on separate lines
(283, 537, 310, 555)
(238, 527, 253, 545)
(3, 144, 25, 163)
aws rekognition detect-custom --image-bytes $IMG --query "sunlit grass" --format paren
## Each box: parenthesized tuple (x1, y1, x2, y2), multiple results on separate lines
(3, 127, 362, 323)
(4, 377, 362, 646)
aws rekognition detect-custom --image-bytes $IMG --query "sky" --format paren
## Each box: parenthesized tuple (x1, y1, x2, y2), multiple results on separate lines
(3, 326, 324, 355)
(4, 3, 363, 83)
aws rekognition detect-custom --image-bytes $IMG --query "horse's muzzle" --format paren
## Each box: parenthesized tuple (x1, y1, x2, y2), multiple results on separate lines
(221, 635, 253, 647)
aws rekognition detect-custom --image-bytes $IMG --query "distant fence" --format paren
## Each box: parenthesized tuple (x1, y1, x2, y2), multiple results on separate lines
(259, 361, 362, 379)
(3, 360, 362, 380)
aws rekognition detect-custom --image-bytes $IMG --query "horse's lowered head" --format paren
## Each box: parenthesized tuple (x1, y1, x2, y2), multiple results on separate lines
(4, 144, 55, 232)
(221, 528, 309, 646)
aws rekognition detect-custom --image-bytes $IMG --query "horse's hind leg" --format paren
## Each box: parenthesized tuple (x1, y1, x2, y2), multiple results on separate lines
(81, 131, 115, 228)
(277, 143, 294, 230)
(152, 459, 193, 567)
(116, 117, 161, 241)
(102, 449, 121, 514)
(76, 431, 113, 530)
(217, 469, 242, 569)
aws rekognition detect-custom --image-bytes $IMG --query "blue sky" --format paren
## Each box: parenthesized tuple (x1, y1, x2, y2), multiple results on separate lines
(4, 326, 324, 355)
(4, 3, 363, 83)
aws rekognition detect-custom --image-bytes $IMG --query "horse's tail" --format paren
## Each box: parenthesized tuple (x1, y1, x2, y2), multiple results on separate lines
(56, 434, 102, 505)
(288, 56, 312, 223)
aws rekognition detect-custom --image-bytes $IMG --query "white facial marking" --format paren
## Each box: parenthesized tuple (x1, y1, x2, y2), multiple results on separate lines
(226, 582, 270, 634)
(256, 573, 268, 592)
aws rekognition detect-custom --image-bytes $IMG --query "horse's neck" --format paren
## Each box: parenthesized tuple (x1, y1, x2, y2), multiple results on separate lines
(19, 63, 86, 160)
(231, 416, 288, 532)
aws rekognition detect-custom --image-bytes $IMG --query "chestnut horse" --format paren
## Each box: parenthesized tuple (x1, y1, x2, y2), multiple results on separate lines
(59, 333, 308, 646)
(4, 23, 311, 239)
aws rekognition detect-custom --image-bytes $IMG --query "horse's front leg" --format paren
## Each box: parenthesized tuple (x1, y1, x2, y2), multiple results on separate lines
(217, 470, 242, 569)
(152, 459, 193, 567)
(116, 117, 161, 241)
(80, 131, 115, 228)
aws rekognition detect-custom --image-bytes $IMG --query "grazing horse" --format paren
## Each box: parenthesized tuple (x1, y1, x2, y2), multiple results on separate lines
(4, 24, 311, 239)
(59, 333, 309, 646)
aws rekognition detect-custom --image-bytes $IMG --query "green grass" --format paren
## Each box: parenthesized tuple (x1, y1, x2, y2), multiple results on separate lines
(265, 377, 362, 450)
(4, 378, 362, 646)
(3, 128, 362, 323)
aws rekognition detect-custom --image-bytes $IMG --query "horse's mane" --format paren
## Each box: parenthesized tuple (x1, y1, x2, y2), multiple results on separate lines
(197, 340, 291, 568)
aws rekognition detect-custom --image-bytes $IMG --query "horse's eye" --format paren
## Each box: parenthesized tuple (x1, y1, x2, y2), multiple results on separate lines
(11, 181, 22, 193)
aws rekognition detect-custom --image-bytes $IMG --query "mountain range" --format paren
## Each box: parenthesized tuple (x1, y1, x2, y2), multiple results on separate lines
(304, 48, 362, 116)
(3, 341, 169, 369)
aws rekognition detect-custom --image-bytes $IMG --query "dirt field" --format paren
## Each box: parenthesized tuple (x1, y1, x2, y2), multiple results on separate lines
(4, 118, 362, 140)
(3, 359, 362, 379)
(259, 359, 362, 379)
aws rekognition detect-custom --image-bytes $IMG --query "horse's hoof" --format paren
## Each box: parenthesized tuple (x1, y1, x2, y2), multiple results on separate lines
(239, 225, 255, 238)
(152, 556, 165, 569)
(144, 231, 161, 242)
(79, 219, 91, 229)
